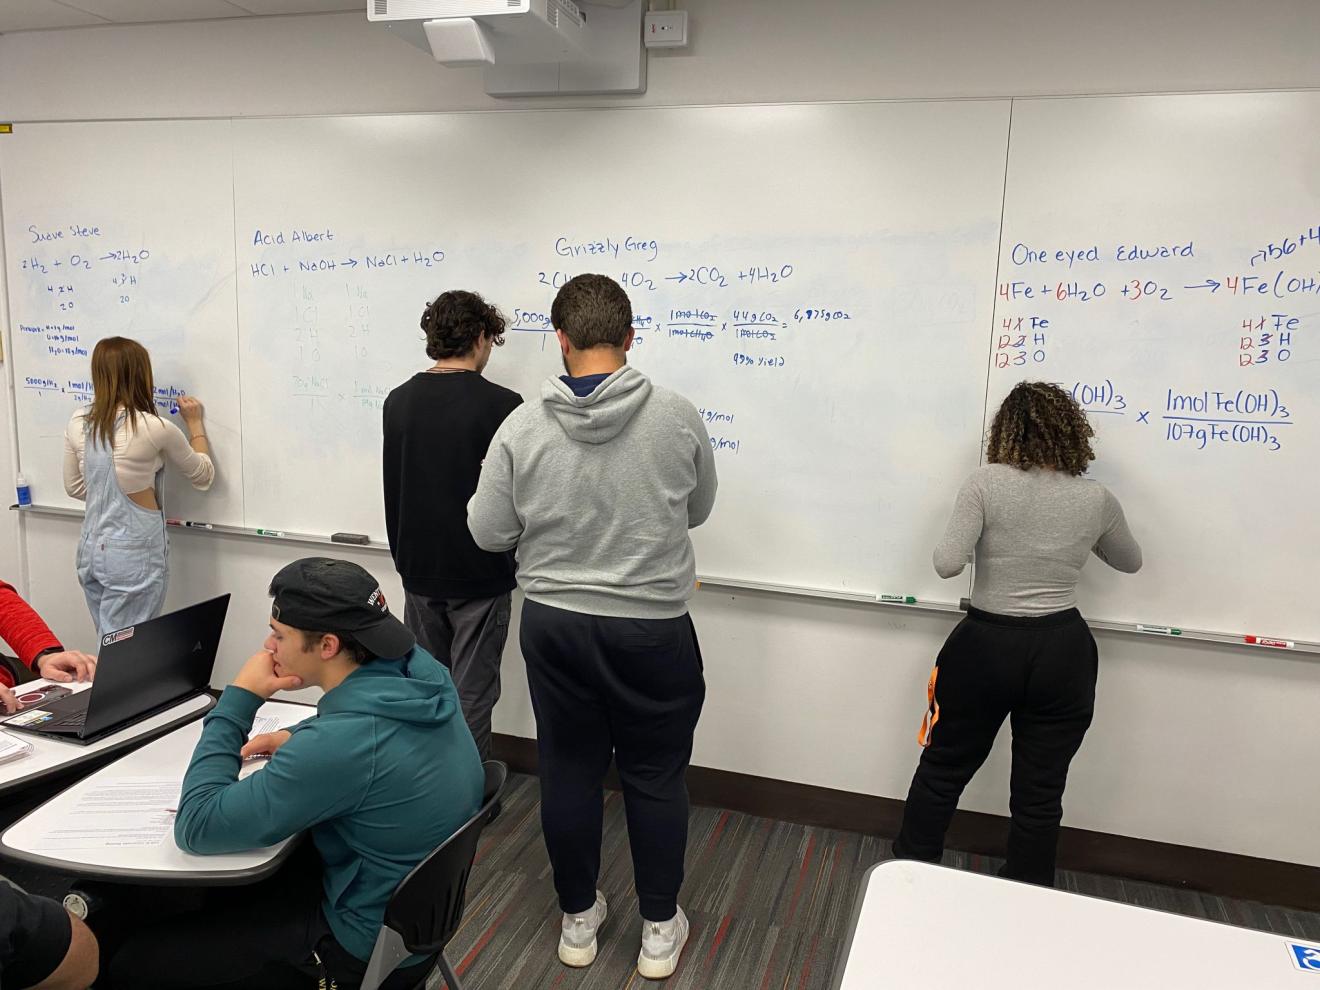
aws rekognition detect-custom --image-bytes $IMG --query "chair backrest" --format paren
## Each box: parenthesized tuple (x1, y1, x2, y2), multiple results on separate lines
(0, 653, 36, 686)
(383, 759, 507, 955)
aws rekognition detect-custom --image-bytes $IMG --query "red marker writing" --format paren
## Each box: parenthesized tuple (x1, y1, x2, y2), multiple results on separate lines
(1244, 635, 1294, 650)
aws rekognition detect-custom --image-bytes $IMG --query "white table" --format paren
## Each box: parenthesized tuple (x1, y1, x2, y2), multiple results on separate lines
(1, 699, 315, 885)
(0, 680, 215, 797)
(833, 860, 1320, 988)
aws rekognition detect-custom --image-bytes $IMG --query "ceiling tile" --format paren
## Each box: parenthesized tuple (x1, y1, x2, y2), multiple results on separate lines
(55, 0, 253, 21)
(225, 0, 360, 12)
(0, 0, 109, 32)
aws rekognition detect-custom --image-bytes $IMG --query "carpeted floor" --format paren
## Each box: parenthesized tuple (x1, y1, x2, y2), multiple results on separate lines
(435, 773, 1320, 988)
(5, 771, 1319, 988)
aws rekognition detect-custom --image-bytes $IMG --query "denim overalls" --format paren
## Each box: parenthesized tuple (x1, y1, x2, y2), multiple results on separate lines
(75, 416, 169, 639)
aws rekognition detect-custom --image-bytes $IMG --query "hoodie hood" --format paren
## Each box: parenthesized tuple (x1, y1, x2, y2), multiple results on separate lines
(317, 647, 462, 727)
(541, 364, 652, 444)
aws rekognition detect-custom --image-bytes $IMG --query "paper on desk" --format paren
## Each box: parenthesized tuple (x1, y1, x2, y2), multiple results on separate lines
(248, 715, 282, 738)
(0, 731, 32, 765)
(35, 777, 180, 850)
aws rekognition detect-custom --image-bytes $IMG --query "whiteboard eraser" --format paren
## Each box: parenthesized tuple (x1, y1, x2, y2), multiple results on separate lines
(331, 532, 370, 545)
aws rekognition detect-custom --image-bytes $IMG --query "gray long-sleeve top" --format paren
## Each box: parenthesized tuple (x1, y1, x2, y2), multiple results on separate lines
(934, 464, 1143, 616)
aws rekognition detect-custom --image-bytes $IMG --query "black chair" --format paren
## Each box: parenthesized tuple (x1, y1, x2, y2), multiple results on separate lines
(360, 760, 508, 990)
(0, 653, 37, 687)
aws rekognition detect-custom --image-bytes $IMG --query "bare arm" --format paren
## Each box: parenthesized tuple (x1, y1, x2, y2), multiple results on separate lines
(32, 912, 99, 990)
(177, 396, 211, 459)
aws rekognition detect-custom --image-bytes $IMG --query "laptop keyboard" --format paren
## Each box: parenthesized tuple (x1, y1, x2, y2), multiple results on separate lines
(57, 710, 87, 728)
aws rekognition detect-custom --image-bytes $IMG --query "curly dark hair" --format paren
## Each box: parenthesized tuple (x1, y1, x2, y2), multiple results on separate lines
(550, 274, 633, 349)
(420, 290, 506, 360)
(986, 381, 1096, 476)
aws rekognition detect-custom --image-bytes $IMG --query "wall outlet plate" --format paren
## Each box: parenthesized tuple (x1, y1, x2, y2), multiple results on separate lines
(643, 9, 687, 49)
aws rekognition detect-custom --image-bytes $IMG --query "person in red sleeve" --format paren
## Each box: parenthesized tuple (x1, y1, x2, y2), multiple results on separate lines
(0, 580, 97, 713)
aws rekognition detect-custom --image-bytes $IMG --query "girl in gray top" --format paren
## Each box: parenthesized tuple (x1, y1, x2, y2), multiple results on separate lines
(893, 382, 1142, 886)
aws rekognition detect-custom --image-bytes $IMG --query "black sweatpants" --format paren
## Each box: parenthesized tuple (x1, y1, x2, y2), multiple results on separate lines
(520, 599, 706, 922)
(893, 606, 1097, 886)
(97, 843, 434, 990)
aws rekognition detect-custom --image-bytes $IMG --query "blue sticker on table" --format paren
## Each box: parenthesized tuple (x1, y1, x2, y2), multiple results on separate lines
(1290, 942, 1320, 973)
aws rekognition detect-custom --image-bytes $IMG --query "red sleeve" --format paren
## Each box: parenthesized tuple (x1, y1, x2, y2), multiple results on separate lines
(0, 580, 63, 675)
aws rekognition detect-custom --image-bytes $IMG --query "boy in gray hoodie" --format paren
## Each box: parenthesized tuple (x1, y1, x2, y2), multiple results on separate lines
(468, 274, 716, 980)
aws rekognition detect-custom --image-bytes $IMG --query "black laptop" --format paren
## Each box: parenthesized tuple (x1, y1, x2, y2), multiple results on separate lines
(5, 594, 229, 745)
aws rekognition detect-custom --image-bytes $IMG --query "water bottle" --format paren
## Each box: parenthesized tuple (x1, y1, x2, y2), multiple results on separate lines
(15, 473, 31, 507)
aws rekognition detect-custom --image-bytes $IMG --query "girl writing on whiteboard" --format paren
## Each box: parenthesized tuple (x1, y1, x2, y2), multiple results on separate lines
(893, 381, 1142, 886)
(63, 337, 215, 636)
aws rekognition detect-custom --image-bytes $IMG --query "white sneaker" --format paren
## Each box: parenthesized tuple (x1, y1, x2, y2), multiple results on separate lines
(558, 891, 608, 967)
(637, 906, 690, 980)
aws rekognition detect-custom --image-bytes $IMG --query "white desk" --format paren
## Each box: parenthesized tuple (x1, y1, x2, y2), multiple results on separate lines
(0, 680, 215, 798)
(1, 699, 315, 885)
(833, 860, 1320, 988)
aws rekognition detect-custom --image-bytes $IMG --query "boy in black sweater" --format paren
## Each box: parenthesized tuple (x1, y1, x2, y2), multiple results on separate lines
(382, 290, 522, 759)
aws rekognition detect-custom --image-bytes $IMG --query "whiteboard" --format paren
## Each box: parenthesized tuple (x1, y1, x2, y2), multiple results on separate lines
(0, 120, 245, 527)
(4, 94, 1319, 640)
(990, 92, 1320, 640)
(231, 103, 1011, 598)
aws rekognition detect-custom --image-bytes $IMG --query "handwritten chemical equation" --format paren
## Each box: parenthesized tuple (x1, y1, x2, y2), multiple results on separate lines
(1000, 271, 1319, 304)
(249, 250, 444, 279)
(511, 306, 853, 341)
(1032, 379, 1297, 453)
(537, 265, 794, 292)
(22, 377, 191, 414)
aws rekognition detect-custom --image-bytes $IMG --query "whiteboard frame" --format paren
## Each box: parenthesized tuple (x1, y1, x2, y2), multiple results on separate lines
(12, 504, 1319, 656)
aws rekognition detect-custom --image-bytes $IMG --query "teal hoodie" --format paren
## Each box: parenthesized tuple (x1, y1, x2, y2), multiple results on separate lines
(174, 647, 483, 962)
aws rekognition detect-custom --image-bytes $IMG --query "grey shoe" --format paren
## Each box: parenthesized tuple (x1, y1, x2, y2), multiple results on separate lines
(558, 891, 608, 967)
(637, 905, 690, 979)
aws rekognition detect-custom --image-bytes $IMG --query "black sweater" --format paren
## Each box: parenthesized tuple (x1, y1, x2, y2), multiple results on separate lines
(383, 371, 523, 598)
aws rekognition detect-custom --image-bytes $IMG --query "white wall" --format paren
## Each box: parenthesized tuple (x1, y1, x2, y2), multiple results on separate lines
(3, 0, 1319, 868)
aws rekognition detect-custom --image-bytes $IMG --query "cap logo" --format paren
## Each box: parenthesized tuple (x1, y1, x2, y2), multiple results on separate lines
(368, 588, 388, 613)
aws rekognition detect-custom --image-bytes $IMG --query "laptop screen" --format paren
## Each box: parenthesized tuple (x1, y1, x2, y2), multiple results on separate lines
(86, 594, 230, 735)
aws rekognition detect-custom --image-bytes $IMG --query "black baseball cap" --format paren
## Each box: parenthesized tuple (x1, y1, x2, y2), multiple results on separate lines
(268, 558, 415, 659)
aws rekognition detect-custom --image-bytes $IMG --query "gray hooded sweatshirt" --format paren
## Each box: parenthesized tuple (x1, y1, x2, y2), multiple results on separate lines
(467, 365, 717, 619)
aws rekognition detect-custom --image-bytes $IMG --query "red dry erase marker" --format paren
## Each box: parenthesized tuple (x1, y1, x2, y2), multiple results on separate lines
(1244, 635, 1294, 650)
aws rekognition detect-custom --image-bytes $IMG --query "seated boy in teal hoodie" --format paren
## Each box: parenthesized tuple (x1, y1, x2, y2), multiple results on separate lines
(103, 557, 484, 990)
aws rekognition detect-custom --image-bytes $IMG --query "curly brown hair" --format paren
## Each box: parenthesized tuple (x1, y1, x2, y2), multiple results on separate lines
(986, 382, 1095, 475)
(420, 290, 506, 360)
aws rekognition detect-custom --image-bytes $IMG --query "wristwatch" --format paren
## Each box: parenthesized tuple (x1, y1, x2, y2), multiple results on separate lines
(31, 645, 63, 668)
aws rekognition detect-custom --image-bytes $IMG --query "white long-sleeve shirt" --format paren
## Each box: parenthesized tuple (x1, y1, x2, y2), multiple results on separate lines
(63, 408, 215, 499)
